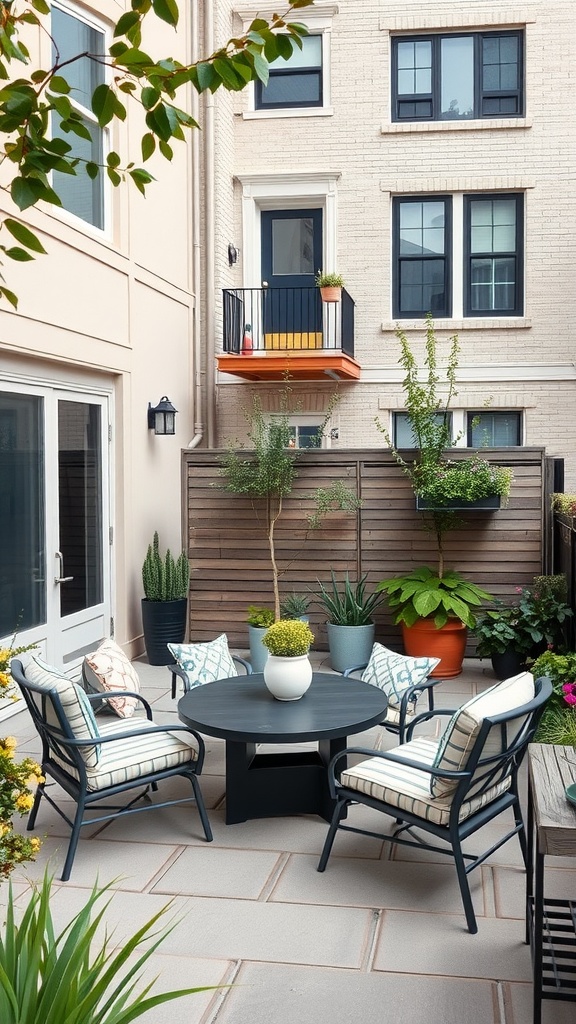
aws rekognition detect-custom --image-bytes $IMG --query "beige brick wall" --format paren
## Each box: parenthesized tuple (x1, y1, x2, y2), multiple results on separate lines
(212, 1, 576, 484)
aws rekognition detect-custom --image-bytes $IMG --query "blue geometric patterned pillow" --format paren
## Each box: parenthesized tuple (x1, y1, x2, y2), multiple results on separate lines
(167, 634, 237, 688)
(361, 643, 440, 703)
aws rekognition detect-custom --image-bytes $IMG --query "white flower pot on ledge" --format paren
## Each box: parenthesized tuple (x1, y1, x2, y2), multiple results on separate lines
(263, 654, 312, 701)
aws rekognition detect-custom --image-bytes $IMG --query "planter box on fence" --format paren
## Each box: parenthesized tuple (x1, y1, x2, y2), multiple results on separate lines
(416, 494, 501, 512)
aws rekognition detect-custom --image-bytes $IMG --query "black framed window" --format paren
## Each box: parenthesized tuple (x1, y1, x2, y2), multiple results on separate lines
(392, 31, 523, 122)
(393, 196, 451, 318)
(467, 411, 522, 446)
(255, 35, 322, 110)
(394, 412, 453, 448)
(464, 194, 523, 316)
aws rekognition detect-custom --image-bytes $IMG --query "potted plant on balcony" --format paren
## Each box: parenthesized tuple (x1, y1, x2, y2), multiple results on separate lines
(141, 532, 190, 666)
(316, 570, 386, 672)
(315, 270, 344, 303)
(261, 618, 315, 700)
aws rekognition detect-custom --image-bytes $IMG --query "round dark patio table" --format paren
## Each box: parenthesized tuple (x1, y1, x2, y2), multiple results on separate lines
(178, 672, 388, 825)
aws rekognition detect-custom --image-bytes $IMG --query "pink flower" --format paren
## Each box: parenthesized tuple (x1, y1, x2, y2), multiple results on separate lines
(564, 693, 576, 706)
(563, 682, 576, 694)
(515, 587, 522, 593)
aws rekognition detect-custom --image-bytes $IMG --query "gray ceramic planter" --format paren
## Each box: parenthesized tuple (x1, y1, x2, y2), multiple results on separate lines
(248, 625, 269, 673)
(326, 622, 375, 673)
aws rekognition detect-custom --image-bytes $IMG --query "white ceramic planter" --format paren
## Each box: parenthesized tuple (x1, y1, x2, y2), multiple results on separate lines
(263, 654, 313, 701)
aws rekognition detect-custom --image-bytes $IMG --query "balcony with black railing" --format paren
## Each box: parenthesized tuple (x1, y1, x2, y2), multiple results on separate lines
(217, 286, 360, 382)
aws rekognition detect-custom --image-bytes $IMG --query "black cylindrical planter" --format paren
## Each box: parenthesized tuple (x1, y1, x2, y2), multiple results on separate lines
(141, 598, 187, 665)
(491, 648, 526, 680)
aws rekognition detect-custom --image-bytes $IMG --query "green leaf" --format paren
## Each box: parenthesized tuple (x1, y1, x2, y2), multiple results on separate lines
(196, 62, 217, 92)
(141, 132, 156, 160)
(141, 86, 160, 110)
(106, 151, 121, 168)
(116, 47, 153, 67)
(11, 177, 45, 211)
(3, 219, 47, 253)
(114, 11, 141, 37)
(107, 167, 122, 186)
(152, 0, 179, 26)
(129, 167, 154, 195)
(4, 246, 34, 262)
(0, 285, 18, 308)
(49, 75, 71, 94)
(91, 83, 117, 127)
(158, 139, 173, 160)
(30, 0, 51, 13)
(213, 58, 243, 90)
(252, 52, 269, 85)
(86, 162, 99, 179)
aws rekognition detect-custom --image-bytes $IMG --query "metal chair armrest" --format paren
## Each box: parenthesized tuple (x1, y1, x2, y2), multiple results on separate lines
(233, 654, 252, 674)
(342, 664, 367, 678)
(85, 690, 153, 719)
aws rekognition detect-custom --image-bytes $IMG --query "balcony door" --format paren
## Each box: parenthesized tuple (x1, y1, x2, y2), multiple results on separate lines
(0, 385, 111, 673)
(261, 208, 323, 348)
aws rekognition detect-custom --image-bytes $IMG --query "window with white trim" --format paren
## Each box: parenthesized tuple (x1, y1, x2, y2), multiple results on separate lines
(51, 4, 106, 229)
(392, 193, 524, 319)
(256, 34, 323, 110)
(467, 411, 522, 446)
(392, 31, 524, 122)
(393, 411, 453, 448)
(269, 415, 329, 449)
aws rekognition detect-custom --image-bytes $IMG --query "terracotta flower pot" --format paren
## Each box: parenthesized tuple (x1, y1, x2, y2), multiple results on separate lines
(401, 618, 467, 678)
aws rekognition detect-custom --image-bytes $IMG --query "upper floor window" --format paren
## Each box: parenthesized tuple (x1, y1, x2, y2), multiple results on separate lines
(392, 192, 524, 319)
(256, 34, 323, 110)
(467, 411, 522, 446)
(51, 4, 106, 229)
(392, 31, 523, 122)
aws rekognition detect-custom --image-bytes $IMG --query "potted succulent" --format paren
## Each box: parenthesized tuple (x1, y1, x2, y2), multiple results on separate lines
(315, 270, 344, 303)
(316, 570, 386, 672)
(261, 618, 315, 700)
(141, 531, 190, 666)
(377, 567, 492, 678)
(246, 605, 275, 673)
(280, 592, 311, 621)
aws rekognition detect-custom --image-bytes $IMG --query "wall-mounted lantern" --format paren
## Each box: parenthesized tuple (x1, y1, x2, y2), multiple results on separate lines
(147, 396, 177, 435)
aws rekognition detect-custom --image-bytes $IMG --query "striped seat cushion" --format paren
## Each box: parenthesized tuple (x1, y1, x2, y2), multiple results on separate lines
(430, 671, 535, 798)
(340, 737, 511, 827)
(361, 643, 439, 702)
(24, 656, 101, 768)
(51, 718, 198, 792)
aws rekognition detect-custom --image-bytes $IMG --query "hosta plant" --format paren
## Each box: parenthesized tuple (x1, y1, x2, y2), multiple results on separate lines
(377, 567, 492, 629)
(0, 874, 217, 1024)
(262, 619, 314, 657)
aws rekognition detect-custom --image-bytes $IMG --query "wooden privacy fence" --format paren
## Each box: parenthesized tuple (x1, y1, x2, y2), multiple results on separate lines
(182, 447, 551, 651)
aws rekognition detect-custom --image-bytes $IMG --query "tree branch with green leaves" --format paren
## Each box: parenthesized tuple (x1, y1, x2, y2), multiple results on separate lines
(0, 0, 314, 306)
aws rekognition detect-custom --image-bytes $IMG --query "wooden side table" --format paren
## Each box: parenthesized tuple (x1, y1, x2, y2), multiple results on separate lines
(527, 744, 576, 1024)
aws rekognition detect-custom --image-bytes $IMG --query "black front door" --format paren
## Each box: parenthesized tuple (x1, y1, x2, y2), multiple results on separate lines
(261, 208, 323, 345)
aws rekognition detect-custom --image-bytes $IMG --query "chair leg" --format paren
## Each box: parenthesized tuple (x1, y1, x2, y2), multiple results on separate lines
(27, 783, 44, 831)
(317, 798, 348, 872)
(189, 775, 213, 842)
(452, 834, 478, 934)
(171, 670, 177, 700)
(61, 798, 86, 882)
(512, 795, 528, 867)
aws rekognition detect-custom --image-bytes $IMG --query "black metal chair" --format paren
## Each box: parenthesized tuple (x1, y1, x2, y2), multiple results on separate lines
(343, 643, 443, 742)
(318, 673, 552, 933)
(11, 658, 213, 881)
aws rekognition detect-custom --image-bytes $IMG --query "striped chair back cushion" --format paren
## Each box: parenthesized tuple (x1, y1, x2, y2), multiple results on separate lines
(24, 657, 101, 768)
(430, 671, 535, 798)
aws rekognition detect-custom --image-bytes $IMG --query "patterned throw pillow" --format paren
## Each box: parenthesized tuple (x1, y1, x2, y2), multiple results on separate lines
(24, 656, 101, 767)
(361, 643, 440, 703)
(83, 638, 140, 719)
(168, 634, 237, 688)
(430, 671, 535, 798)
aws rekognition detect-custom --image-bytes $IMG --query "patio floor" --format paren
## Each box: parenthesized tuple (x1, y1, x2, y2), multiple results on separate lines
(3, 653, 576, 1024)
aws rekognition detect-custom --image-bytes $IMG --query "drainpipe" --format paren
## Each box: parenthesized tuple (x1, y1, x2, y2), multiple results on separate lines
(188, 0, 204, 449)
(203, 0, 217, 447)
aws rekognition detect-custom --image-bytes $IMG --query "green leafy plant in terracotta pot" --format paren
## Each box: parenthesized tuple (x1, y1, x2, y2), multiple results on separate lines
(261, 619, 315, 700)
(315, 270, 345, 303)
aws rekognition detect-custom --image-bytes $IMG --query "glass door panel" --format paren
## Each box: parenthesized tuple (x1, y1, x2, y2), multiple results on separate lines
(0, 392, 46, 637)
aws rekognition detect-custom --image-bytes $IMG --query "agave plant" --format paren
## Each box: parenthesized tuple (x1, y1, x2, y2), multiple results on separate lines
(0, 873, 216, 1024)
(316, 570, 385, 626)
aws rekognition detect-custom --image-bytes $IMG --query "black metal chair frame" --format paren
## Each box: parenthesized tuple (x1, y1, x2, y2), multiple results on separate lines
(318, 676, 552, 933)
(343, 661, 441, 743)
(169, 654, 252, 698)
(11, 659, 213, 882)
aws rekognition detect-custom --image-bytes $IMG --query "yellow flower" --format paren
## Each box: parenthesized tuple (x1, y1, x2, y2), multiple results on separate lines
(16, 793, 34, 812)
(29, 837, 41, 851)
(0, 671, 11, 690)
(27, 773, 44, 786)
(0, 822, 8, 837)
(3, 736, 17, 750)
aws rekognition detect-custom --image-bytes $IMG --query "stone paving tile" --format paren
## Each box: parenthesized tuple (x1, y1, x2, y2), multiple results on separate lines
(151, 845, 283, 898)
(503, 981, 576, 1024)
(391, 821, 527, 867)
(11, 835, 179, 891)
(213, 962, 500, 1024)
(136, 952, 232, 1024)
(270, 852, 485, 915)
(374, 909, 532, 981)
(494, 862, 576, 919)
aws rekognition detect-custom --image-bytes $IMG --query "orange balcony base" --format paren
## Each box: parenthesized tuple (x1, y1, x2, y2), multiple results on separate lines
(217, 350, 361, 382)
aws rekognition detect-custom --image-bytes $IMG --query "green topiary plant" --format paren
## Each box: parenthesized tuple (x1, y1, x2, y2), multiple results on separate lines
(142, 532, 190, 601)
(246, 605, 275, 628)
(262, 619, 314, 656)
